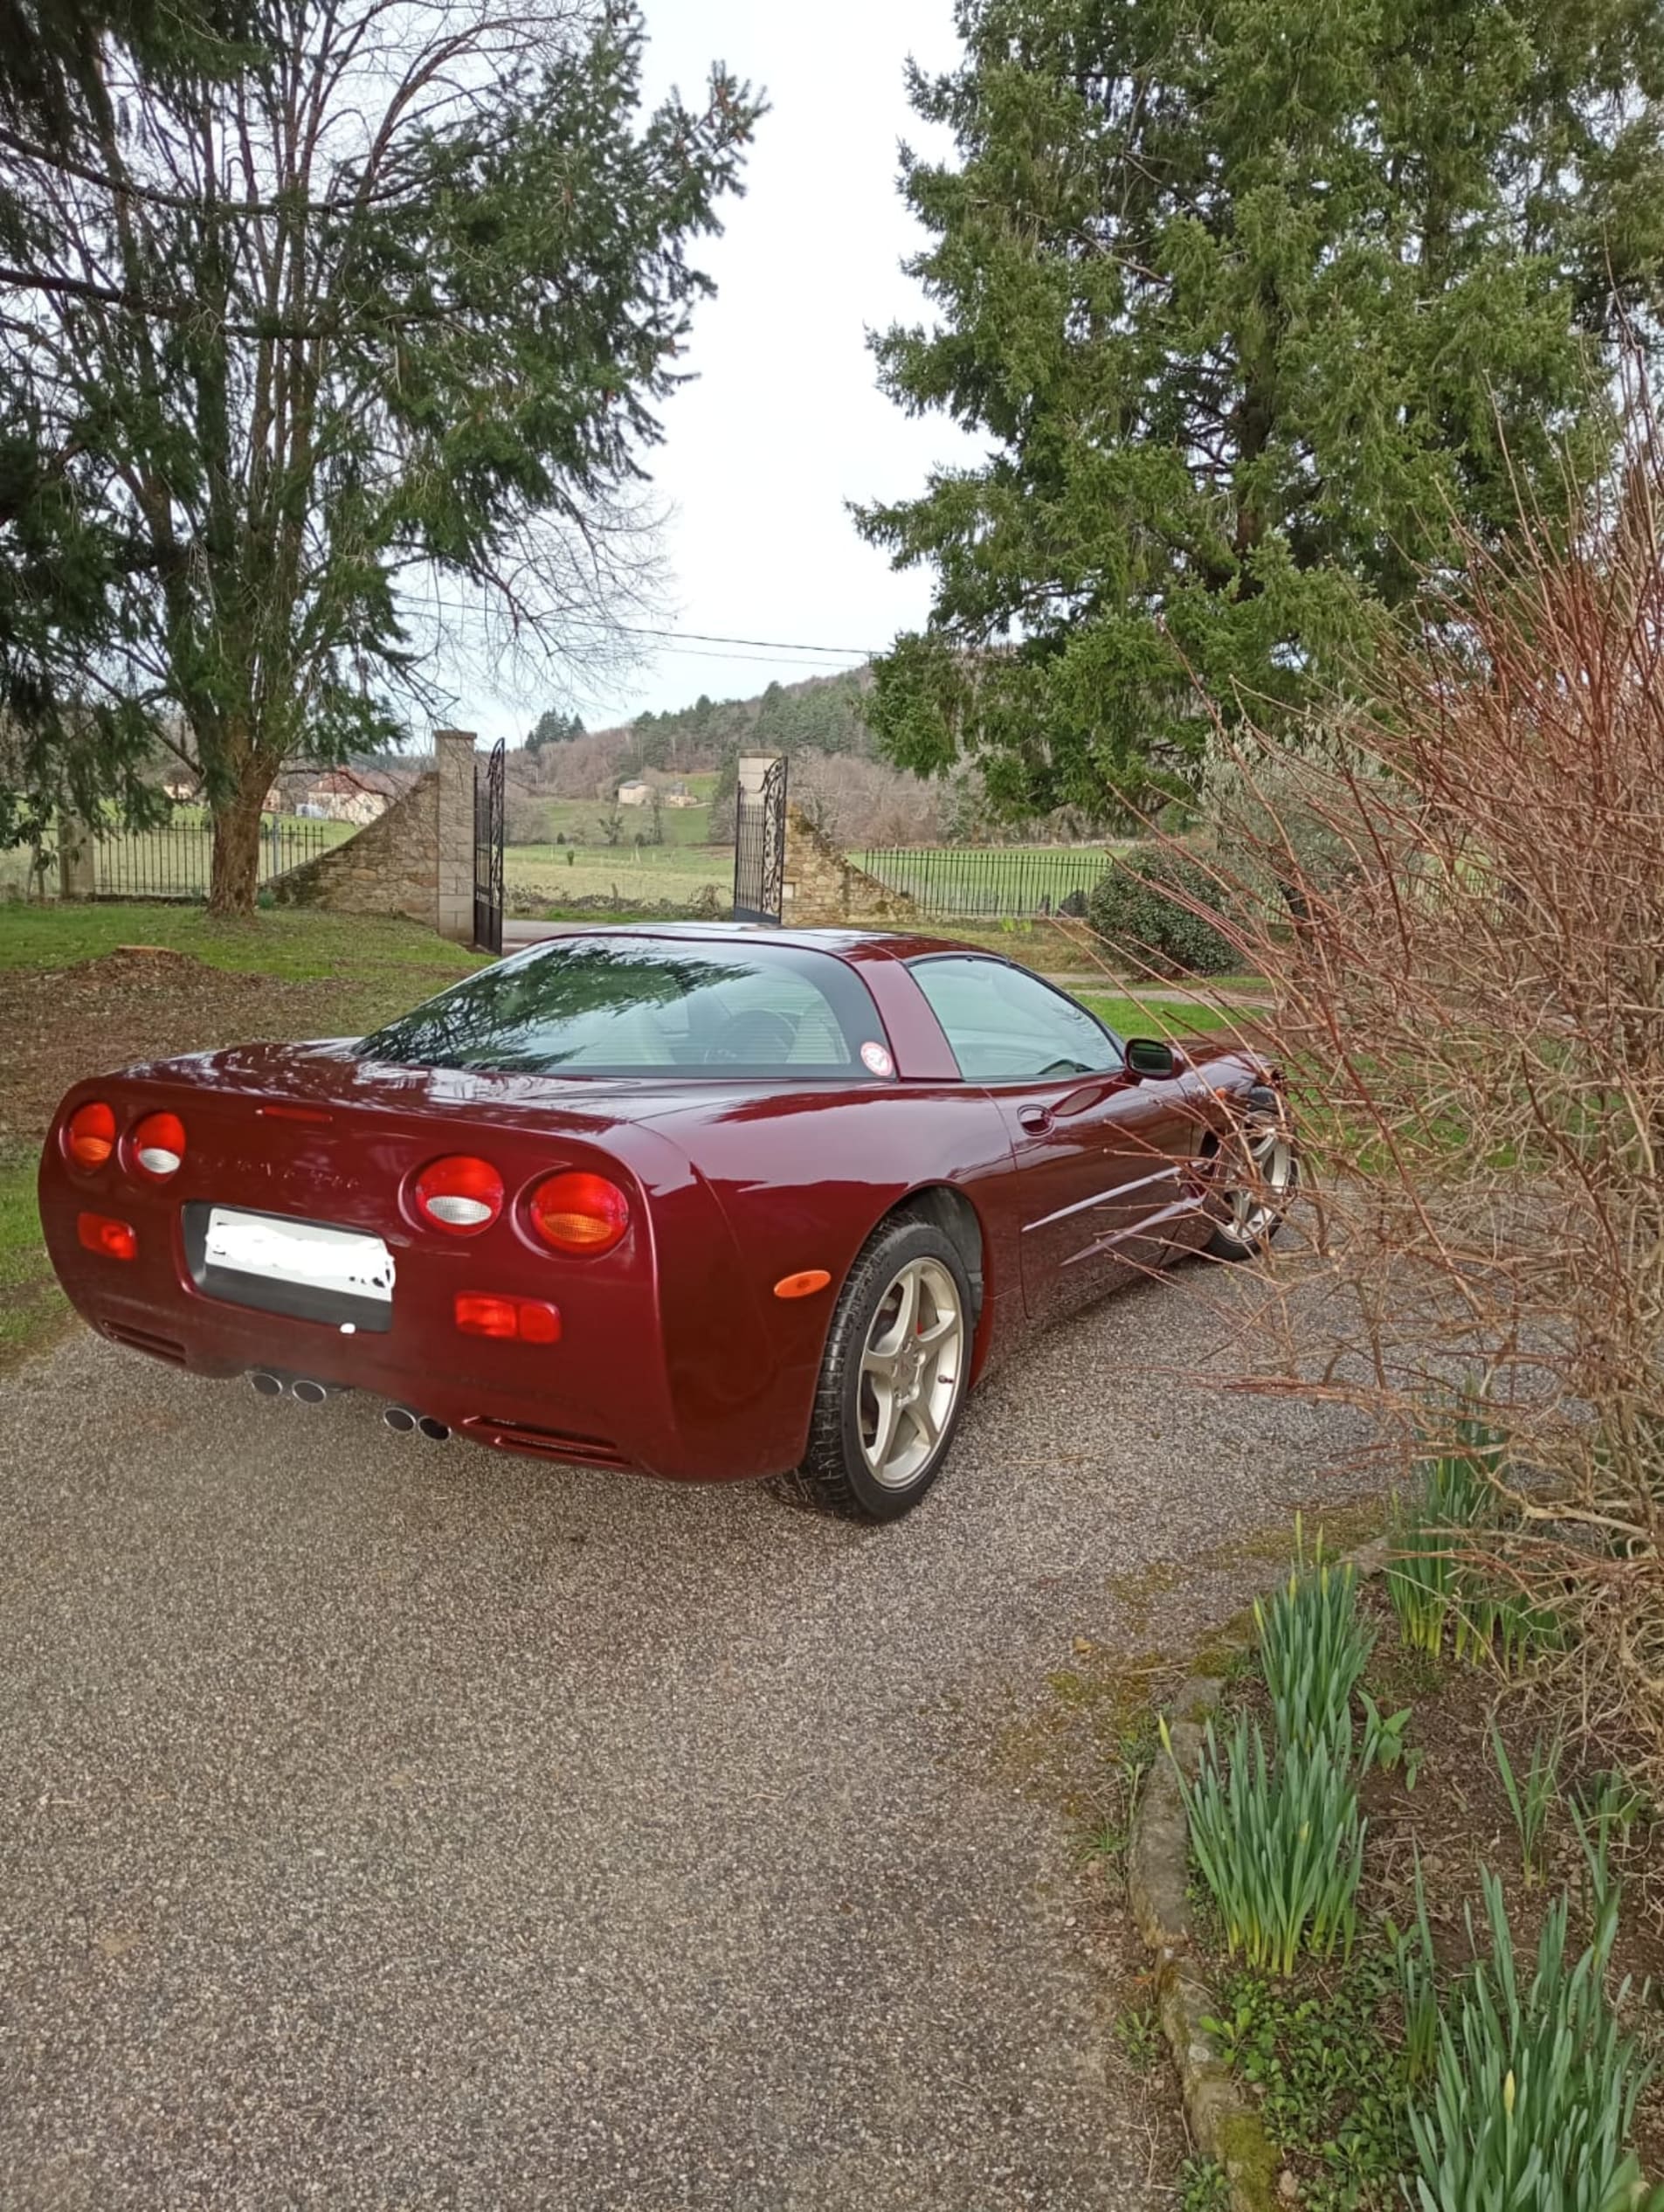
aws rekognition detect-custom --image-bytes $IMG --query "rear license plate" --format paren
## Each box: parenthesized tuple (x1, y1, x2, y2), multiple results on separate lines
(186, 1205, 397, 1331)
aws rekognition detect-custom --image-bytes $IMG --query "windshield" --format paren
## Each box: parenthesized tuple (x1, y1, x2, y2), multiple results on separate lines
(357, 936, 889, 1080)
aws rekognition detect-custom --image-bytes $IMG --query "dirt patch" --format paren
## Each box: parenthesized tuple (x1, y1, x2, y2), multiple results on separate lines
(0, 948, 381, 1144)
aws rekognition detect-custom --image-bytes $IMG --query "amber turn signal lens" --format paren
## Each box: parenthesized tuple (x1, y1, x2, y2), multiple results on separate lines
(78, 1211, 136, 1261)
(454, 1294, 562, 1344)
(528, 1171, 630, 1256)
(66, 1101, 116, 1169)
(773, 1269, 832, 1299)
(132, 1109, 186, 1180)
(413, 1154, 504, 1234)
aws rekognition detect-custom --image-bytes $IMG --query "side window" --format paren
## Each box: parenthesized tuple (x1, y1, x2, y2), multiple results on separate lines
(910, 957, 1122, 1082)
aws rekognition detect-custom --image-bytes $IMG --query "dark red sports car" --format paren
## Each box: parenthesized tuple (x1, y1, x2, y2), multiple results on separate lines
(39, 927, 1295, 1518)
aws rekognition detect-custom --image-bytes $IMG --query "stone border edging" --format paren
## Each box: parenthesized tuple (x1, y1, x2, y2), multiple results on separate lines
(1123, 1537, 1389, 2211)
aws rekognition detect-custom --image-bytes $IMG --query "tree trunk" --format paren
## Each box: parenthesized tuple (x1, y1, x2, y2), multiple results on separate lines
(207, 771, 268, 916)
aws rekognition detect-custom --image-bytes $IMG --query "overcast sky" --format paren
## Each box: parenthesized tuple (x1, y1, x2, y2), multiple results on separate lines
(449, 0, 972, 743)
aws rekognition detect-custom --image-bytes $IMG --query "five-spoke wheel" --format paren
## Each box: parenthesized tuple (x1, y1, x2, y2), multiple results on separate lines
(1206, 1099, 1299, 1260)
(857, 1256, 965, 1491)
(786, 1217, 972, 1520)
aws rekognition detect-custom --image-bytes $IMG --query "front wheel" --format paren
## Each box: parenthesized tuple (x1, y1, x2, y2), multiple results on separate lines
(1205, 1097, 1300, 1261)
(782, 1219, 973, 1521)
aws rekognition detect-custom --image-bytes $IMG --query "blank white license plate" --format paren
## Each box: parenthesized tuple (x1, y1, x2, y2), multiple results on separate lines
(204, 1208, 396, 1303)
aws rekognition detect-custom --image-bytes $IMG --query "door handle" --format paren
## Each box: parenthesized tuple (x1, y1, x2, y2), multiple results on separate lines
(1018, 1105, 1053, 1133)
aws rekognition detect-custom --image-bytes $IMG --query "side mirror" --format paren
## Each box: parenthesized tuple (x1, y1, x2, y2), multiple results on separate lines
(1124, 1036, 1180, 1081)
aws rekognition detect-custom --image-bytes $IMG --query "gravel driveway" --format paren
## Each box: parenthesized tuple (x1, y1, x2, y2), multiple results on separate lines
(0, 1268, 1369, 2209)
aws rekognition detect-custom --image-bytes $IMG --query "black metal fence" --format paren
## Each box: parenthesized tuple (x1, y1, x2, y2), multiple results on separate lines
(93, 816, 336, 900)
(852, 844, 1111, 920)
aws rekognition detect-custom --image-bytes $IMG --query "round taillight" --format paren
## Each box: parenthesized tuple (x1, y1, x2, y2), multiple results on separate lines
(66, 1101, 117, 1170)
(413, 1154, 504, 1234)
(132, 1109, 186, 1180)
(528, 1171, 631, 1256)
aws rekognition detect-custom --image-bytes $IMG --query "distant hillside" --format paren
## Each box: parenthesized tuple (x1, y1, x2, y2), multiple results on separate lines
(512, 667, 874, 795)
(508, 666, 965, 847)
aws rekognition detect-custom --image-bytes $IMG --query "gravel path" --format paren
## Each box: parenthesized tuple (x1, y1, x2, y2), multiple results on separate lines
(0, 1269, 1369, 2209)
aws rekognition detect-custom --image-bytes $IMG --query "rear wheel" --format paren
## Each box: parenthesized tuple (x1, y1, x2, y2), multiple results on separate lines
(781, 1218, 973, 1522)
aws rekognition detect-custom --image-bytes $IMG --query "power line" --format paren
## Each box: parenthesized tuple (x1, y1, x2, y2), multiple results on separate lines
(401, 595, 885, 664)
(617, 623, 883, 658)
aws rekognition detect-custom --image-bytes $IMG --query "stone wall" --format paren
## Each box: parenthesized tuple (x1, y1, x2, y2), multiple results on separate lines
(781, 805, 920, 929)
(268, 729, 478, 942)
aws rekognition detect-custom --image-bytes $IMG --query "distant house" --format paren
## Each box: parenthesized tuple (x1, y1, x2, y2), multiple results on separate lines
(162, 771, 201, 803)
(617, 778, 652, 807)
(292, 768, 402, 826)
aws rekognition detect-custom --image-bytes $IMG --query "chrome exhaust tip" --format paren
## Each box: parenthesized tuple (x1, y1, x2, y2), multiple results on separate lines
(383, 1405, 418, 1434)
(291, 1378, 329, 1405)
(249, 1370, 287, 1398)
(416, 1416, 450, 1442)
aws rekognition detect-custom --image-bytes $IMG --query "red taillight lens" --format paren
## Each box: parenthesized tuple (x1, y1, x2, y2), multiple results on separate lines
(132, 1109, 186, 1180)
(78, 1211, 136, 1261)
(454, 1294, 562, 1344)
(413, 1155, 504, 1234)
(528, 1171, 631, 1256)
(66, 1101, 116, 1169)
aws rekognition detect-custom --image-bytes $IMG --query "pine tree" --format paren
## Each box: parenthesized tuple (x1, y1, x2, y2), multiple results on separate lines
(0, 0, 258, 855)
(857, 0, 1664, 819)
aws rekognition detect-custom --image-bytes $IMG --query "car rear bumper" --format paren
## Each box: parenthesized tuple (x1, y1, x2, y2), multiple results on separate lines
(67, 1275, 808, 1483)
(39, 1158, 813, 1487)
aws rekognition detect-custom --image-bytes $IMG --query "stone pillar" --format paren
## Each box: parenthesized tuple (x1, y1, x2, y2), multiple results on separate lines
(58, 812, 96, 900)
(433, 729, 476, 944)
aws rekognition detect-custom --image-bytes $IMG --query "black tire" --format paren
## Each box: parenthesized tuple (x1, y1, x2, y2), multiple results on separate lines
(777, 1216, 974, 1522)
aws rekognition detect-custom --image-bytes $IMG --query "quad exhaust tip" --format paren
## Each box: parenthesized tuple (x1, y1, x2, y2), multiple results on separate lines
(291, 1378, 329, 1405)
(249, 1370, 286, 1398)
(382, 1406, 448, 1441)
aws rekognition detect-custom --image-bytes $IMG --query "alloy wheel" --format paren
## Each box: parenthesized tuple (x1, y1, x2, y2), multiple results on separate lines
(856, 1257, 965, 1490)
(1226, 1116, 1296, 1247)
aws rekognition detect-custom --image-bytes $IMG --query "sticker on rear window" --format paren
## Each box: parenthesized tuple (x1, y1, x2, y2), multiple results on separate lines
(860, 1040, 894, 1077)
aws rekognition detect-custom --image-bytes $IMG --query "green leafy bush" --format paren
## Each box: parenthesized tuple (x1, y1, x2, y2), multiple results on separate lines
(1087, 844, 1238, 975)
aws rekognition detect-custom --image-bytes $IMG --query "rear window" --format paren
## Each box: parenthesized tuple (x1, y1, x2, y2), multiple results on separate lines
(358, 936, 887, 1080)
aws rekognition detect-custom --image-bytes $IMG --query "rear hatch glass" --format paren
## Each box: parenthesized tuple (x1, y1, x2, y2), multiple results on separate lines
(357, 937, 886, 1081)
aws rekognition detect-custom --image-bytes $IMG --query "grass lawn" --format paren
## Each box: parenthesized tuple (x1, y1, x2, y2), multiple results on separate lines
(513, 793, 715, 847)
(0, 901, 482, 982)
(509, 840, 730, 908)
(1079, 992, 1244, 1037)
(0, 903, 483, 1372)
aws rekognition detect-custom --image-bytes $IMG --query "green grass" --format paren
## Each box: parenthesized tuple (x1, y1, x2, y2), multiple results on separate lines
(0, 1145, 68, 1365)
(506, 840, 728, 907)
(512, 793, 715, 847)
(0, 902, 483, 981)
(1080, 992, 1243, 1036)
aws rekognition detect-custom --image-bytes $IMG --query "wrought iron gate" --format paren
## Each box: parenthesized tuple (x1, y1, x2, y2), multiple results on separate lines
(473, 736, 506, 954)
(732, 753, 787, 925)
